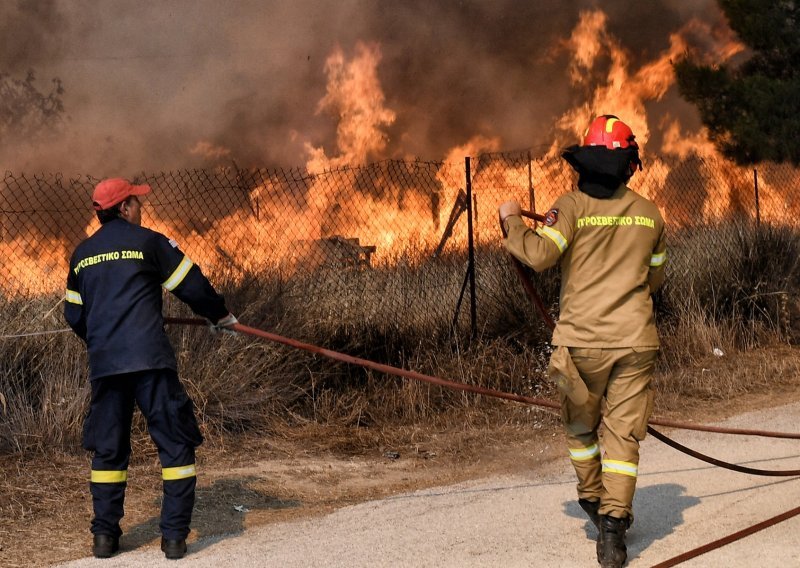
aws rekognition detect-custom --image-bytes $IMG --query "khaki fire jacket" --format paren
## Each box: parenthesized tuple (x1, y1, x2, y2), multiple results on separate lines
(503, 184, 666, 348)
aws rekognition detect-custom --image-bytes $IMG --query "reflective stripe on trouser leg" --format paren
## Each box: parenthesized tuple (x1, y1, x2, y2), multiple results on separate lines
(568, 442, 602, 500)
(600, 459, 639, 520)
(134, 369, 203, 540)
(161, 464, 197, 537)
(599, 348, 657, 519)
(163, 469, 197, 540)
(89, 473, 128, 539)
(559, 381, 604, 500)
(86, 376, 137, 538)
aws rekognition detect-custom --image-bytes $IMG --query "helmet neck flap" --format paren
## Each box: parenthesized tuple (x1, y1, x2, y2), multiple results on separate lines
(561, 145, 642, 199)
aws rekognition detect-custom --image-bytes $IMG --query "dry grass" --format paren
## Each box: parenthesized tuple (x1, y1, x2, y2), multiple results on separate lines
(656, 224, 800, 397)
(3, 221, 800, 567)
(1, 224, 800, 457)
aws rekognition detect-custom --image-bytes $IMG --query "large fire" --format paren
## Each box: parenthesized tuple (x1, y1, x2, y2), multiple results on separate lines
(2, 9, 795, 296)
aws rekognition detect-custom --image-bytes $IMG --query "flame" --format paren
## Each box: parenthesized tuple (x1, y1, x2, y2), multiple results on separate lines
(661, 120, 718, 160)
(189, 140, 232, 161)
(0, 235, 72, 296)
(436, 135, 501, 193)
(3, 10, 794, 297)
(304, 42, 396, 173)
(551, 8, 744, 156)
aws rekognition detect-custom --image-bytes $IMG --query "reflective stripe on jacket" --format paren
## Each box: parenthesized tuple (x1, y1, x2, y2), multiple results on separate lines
(503, 184, 666, 348)
(64, 218, 228, 379)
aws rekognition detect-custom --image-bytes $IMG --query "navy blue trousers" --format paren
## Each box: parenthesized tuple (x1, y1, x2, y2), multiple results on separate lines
(83, 369, 203, 540)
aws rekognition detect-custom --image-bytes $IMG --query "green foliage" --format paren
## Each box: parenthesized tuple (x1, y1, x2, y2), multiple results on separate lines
(674, 1, 800, 164)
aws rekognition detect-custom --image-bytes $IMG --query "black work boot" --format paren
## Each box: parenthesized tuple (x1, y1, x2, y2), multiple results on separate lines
(596, 514, 629, 567)
(161, 537, 187, 560)
(578, 498, 600, 529)
(92, 534, 119, 558)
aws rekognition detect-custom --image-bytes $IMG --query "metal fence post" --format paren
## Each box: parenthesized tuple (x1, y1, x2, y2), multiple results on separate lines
(754, 168, 761, 226)
(528, 150, 535, 211)
(465, 157, 477, 339)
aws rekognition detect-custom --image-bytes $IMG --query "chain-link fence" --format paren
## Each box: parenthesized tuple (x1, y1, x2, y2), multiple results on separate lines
(451, 151, 800, 334)
(3, 152, 799, 333)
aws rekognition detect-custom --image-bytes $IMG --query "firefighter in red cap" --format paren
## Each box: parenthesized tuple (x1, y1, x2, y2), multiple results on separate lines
(64, 178, 238, 560)
(498, 115, 666, 568)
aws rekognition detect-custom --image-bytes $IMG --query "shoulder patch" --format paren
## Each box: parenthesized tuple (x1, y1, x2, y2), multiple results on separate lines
(544, 208, 559, 226)
(168, 238, 179, 249)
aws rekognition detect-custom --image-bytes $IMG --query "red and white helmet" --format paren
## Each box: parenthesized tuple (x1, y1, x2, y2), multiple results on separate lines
(582, 115, 638, 150)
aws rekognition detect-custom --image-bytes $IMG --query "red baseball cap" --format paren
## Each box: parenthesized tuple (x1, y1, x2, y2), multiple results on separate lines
(92, 178, 151, 210)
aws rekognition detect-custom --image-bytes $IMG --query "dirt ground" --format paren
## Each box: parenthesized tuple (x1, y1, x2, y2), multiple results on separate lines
(2, 367, 799, 568)
(0, 418, 565, 568)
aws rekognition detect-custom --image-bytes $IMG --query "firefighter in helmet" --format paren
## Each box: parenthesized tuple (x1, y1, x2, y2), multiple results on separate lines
(65, 178, 238, 559)
(498, 115, 666, 568)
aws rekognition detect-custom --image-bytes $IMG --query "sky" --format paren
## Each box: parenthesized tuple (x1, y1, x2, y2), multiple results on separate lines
(0, 0, 732, 176)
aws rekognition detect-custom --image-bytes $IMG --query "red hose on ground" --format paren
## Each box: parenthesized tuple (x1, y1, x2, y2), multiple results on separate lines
(167, 317, 800, 566)
(165, 317, 800, 450)
(649, 504, 800, 568)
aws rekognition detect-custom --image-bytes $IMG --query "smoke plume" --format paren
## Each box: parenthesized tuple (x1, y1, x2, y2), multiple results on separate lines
(0, 0, 732, 176)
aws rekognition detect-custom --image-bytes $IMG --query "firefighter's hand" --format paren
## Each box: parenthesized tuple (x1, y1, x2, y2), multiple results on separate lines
(498, 200, 522, 221)
(209, 313, 238, 335)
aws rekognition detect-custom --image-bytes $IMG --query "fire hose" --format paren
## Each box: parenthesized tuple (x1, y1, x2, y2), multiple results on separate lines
(164, 313, 800, 565)
(167, 317, 800, 474)
(505, 208, 800, 566)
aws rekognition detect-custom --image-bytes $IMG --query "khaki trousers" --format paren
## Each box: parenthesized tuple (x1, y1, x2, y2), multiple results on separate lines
(558, 347, 657, 520)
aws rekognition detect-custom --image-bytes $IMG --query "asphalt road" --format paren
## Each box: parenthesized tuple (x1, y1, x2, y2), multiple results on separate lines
(56, 401, 800, 567)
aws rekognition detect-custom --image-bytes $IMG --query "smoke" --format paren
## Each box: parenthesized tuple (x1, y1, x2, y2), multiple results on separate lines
(0, 0, 66, 75)
(0, 0, 728, 176)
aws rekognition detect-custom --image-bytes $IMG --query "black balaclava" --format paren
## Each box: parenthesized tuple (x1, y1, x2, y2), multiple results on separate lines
(561, 145, 642, 199)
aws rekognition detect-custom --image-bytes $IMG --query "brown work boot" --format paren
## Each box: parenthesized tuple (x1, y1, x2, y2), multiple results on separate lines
(596, 514, 629, 567)
(578, 498, 600, 529)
